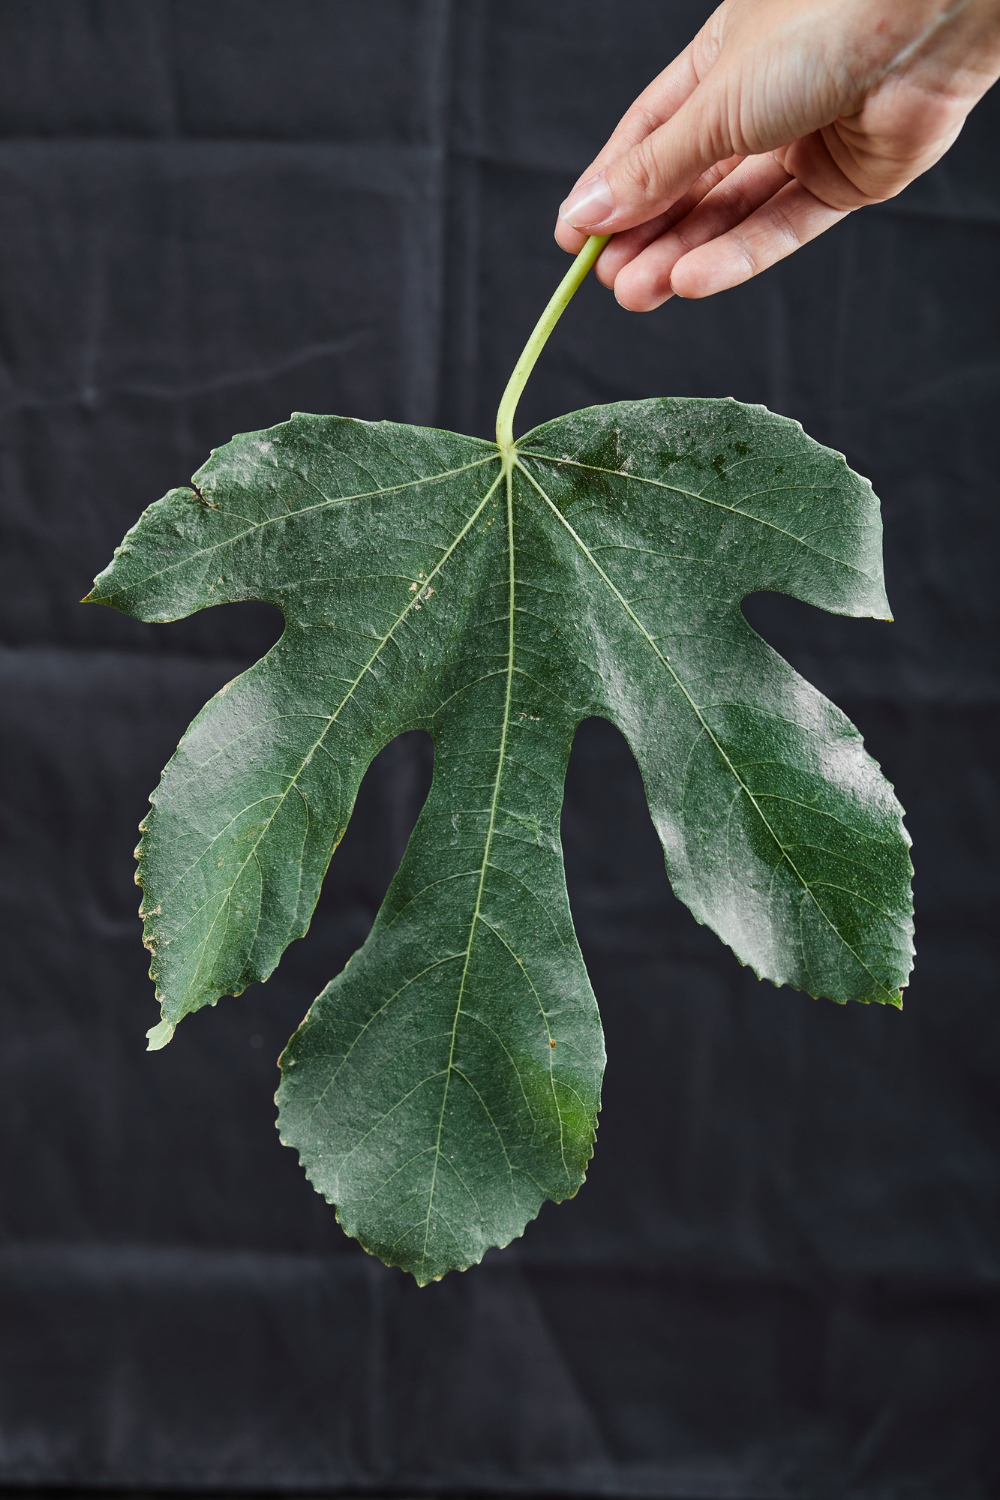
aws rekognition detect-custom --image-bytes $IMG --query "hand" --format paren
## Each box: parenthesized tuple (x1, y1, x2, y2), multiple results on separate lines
(555, 0, 1000, 309)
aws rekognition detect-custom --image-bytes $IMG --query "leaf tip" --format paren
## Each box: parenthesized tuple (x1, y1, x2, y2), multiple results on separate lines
(146, 1018, 175, 1051)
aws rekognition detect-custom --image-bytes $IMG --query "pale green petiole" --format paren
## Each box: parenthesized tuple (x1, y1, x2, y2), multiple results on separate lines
(495, 233, 610, 458)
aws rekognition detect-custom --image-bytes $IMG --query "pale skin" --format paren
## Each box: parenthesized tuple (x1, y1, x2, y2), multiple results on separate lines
(555, 0, 1000, 310)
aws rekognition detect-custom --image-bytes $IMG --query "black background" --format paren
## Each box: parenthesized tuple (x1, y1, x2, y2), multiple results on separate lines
(2, 2, 999, 1496)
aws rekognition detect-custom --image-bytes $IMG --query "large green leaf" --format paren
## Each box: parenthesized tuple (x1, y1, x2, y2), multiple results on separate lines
(89, 396, 912, 1282)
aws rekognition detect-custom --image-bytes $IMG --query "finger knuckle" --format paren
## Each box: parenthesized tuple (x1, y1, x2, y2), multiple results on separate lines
(728, 230, 760, 281)
(669, 223, 700, 256)
(633, 102, 663, 139)
(721, 178, 756, 224)
(619, 137, 661, 203)
(693, 85, 735, 162)
(766, 200, 803, 250)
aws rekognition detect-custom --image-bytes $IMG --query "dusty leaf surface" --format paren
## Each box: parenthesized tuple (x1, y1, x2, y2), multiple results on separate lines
(90, 398, 913, 1281)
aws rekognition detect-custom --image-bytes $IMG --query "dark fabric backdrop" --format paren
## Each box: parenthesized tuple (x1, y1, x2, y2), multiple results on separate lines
(2, 2, 999, 1496)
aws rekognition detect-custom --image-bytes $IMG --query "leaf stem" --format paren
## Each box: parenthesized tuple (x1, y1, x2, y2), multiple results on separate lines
(495, 234, 610, 457)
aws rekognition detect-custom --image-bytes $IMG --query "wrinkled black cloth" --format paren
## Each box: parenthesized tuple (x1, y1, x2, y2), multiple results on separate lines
(1, 2, 999, 1496)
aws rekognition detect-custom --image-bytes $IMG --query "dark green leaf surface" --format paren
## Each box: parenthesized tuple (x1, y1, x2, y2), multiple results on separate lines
(89, 398, 913, 1282)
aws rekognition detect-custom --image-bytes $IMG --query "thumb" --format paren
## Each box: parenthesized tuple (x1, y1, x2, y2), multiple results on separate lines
(559, 82, 733, 235)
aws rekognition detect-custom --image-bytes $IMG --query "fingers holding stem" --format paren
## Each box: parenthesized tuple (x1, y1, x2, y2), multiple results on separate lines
(566, 150, 849, 310)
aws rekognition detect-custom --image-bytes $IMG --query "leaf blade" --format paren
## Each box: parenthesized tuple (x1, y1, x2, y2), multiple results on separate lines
(277, 458, 605, 1283)
(99, 416, 504, 1025)
(519, 399, 912, 1006)
(93, 395, 913, 1279)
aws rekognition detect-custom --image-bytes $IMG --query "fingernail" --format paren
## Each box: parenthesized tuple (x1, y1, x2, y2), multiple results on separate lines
(559, 172, 614, 229)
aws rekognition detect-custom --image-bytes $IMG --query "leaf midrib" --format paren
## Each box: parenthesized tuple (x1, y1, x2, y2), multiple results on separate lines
(419, 459, 519, 1276)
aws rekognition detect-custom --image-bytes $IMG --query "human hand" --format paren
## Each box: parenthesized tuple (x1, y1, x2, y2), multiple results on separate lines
(555, 0, 1000, 309)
